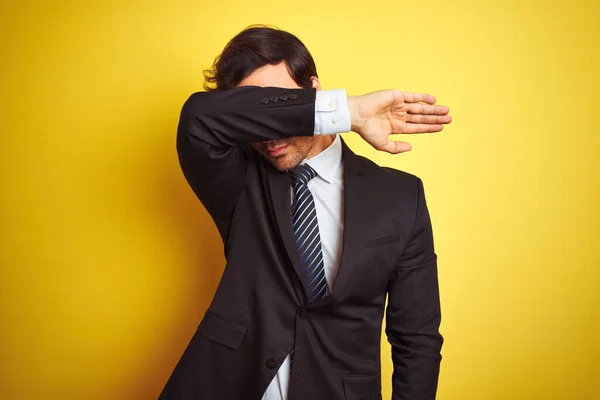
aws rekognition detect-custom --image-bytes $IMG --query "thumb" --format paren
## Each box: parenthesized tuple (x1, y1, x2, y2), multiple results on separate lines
(382, 140, 412, 154)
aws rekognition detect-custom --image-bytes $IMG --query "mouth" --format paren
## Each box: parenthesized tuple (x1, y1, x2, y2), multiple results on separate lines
(266, 145, 288, 157)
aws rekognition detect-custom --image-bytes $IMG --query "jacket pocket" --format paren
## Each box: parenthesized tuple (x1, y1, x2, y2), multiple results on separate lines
(361, 236, 399, 249)
(344, 373, 381, 400)
(197, 310, 247, 350)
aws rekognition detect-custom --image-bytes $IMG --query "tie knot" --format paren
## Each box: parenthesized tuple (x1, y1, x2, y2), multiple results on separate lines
(290, 164, 317, 185)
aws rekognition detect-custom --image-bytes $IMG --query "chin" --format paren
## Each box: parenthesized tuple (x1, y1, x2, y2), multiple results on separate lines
(271, 160, 294, 171)
(268, 155, 301, 171)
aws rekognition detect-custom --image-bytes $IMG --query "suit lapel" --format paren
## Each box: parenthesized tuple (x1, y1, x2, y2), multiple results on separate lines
(329, 138, 365, 298)
(264, 159, 307, 303)
(309, 137, 366, 307)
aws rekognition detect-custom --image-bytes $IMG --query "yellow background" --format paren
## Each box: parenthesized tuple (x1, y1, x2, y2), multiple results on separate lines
(1, 0, 599, 399)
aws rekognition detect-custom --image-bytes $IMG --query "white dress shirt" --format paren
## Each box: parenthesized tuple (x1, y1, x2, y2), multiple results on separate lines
(262, 89, 349, 400)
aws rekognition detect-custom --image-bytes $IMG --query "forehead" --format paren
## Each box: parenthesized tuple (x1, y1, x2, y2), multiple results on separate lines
(237, 62, 300, 89)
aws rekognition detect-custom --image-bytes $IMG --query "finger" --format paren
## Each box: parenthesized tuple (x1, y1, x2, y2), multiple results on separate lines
(382, 139, 412, 154)
(405, 103, 449, 115)
(401, 123, 444, 134)
(406, 114, 452, 124)
(402, 92, 437, 104)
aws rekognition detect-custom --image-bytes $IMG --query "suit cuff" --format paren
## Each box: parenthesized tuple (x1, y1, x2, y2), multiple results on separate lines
(314, 89, 351, 135)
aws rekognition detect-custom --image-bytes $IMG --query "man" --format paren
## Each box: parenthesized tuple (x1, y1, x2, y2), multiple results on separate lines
(160, 25, 451, 400)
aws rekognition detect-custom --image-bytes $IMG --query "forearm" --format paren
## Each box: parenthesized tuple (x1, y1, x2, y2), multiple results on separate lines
(182, 86, 317, 148)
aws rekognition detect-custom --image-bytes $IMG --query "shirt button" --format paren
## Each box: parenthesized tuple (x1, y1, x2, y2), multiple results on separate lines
(298, 307, 309, 319)
(331, 117, 339, 124)
(265, 358, 279, 369)
(328, 101, 336, 109)
(260, 97, 269, 104)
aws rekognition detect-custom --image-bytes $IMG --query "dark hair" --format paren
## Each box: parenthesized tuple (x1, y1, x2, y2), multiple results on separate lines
(203, 25, 318, 91)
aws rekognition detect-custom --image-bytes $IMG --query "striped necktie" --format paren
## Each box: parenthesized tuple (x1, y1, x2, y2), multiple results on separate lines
(290, 164, 327, 302)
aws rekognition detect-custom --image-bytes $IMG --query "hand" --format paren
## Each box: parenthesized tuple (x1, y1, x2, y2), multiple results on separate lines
(347, 90, 451, 154)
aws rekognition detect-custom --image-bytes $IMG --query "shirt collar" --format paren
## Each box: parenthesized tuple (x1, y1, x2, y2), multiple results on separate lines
(302, 135, 342, 184)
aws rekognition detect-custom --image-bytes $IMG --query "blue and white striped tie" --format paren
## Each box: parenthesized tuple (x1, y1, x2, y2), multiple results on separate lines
(290, 164, 327, 302)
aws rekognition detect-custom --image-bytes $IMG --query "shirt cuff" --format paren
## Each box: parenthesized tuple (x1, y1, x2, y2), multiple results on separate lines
(314, 89, 351, 135)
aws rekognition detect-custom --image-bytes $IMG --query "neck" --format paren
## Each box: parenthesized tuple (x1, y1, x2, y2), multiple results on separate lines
(305, 134, 336, 160)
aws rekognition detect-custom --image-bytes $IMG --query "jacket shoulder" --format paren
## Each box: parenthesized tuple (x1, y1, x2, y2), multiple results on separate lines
(356, 154, 422, 188)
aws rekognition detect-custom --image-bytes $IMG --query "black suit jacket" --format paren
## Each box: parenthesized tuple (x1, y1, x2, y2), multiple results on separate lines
(159, 86, 443, 400)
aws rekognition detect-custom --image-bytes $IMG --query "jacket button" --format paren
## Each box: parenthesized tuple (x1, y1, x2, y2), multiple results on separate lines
(289, 93, 298, 100)
(298, 307, 309, 319)
(269, 96, 279, 103)
(279, 95, 288, 101)
(266, 358, 279, 369)
(260, 97, 269, 104)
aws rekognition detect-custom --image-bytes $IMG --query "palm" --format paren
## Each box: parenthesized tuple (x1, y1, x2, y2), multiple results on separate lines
(354, 89, 451, 154)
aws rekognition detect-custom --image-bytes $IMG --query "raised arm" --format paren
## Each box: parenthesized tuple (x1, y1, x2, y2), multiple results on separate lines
(176, 86, 317, 237)
(177, 85, 451, 240)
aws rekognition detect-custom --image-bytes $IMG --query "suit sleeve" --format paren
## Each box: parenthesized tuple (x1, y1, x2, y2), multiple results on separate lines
(176, 86, 317, 237)
(385, 178, 443, 400)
